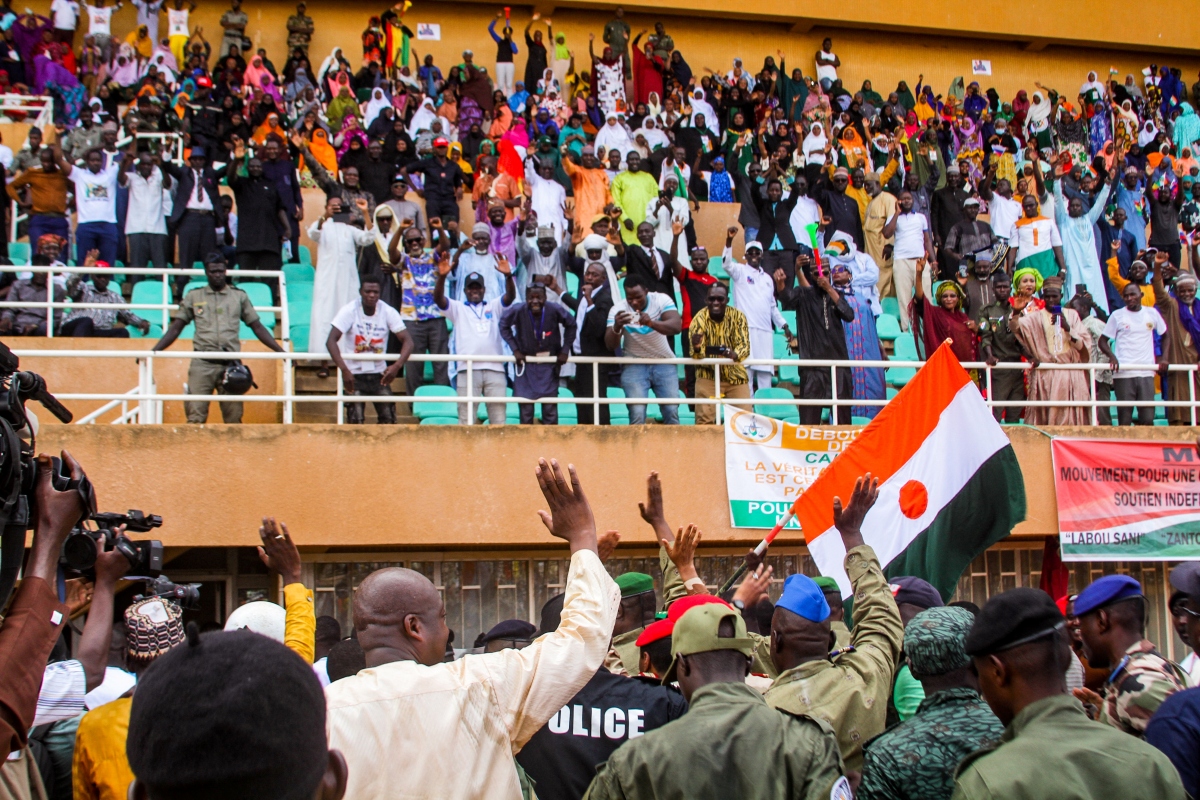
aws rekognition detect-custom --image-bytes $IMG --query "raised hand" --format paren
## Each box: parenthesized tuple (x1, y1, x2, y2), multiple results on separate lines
(597, 529, 620, 562)
(436, 250, 452, 276)
(732, 563, 774, 608)
(664, 523, 703, 588)
(495, 255, 512, 275)
(257, 517, 302, 585)
(535, 459, 598, 554)
(832, 473, 879, 550)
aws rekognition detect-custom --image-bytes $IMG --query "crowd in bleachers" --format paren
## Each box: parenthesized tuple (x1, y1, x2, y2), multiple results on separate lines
(2, 1, 1200, 424)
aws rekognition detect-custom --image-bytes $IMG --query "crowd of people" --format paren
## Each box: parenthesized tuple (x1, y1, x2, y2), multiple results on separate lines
(2, 453, 1199, 800)
(1, 2, 1200, 423)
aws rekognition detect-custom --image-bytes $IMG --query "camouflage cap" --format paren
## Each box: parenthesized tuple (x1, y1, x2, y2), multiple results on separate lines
(905, 606, 974, 675)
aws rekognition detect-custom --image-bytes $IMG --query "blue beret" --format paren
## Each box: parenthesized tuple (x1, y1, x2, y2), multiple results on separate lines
(777, 574, 831, 623)
(1073, 574, 1143, 617)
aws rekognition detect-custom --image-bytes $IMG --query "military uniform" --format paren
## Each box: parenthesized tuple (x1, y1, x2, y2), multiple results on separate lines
(174, 284, 262, 423)
(976, 300, 1026, 422)
(1100, 638, 1188, 737)
(606, 548, 693, 676)
(831, 620, 852, 651)
(764, 545, 904, 772)
(860, 687, 1003, 800)
(950, 694, 1186, 800)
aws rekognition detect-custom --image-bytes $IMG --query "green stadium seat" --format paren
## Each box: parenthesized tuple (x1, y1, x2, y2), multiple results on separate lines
(286, 283, 313, 305)
(239, 282, 276, 330)
(881, 297, 900, 318)
(288, 324, 310, 352)
(754, 387, 800, 424)
(297, 246, 313, 265)
(606, 386, 630, 425)
(565, 271, 579, 297)
(412, 385, 458, 420)
(419, 416, 459, 425)
(130, 281, 175, 332)
(773, 330, 799, 382)
(876, 313, 901, 342)
(535, 387, 579, 425)
(478, 388, 521, 424)
(646, 387, 695, 424)
(283, 263, 315, 285)
(851, 415, 872, 426)
(7, 242, 30, 265)
(888, 334, 918, 387)
(181, 280, 206, 296)
(707, 255, 728, 280)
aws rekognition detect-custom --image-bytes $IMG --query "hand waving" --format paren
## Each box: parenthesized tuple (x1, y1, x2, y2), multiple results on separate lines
(832, 473, 879, 550)
(535, 459, 598, 554)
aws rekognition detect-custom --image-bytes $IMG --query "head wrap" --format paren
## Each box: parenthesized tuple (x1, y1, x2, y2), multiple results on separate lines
(935, 280, 965, 302)
(1011, 267, 1044, 293)
(905, 606, 975, 675)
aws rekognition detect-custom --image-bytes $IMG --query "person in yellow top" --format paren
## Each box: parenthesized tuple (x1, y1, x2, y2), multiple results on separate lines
(1106, 242, 1156, 307)
(73, 518, 316, 800)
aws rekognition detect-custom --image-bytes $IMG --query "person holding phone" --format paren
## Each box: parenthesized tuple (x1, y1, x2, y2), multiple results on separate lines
(687, 283, 751, 424)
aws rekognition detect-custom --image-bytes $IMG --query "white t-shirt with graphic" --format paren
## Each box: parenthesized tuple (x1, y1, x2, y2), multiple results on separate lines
(330, 299, 406, 375)
(69, 164, 120, 225)
(167, 7, 189, 37)
(50, 0, 80, 30)
(1103, 305, 1167, 379)
(608, 292, 677, 359)
(86, 4, 113, 35)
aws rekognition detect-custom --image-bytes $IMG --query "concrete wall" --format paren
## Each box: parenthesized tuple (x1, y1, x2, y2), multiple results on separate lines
(24, 1, 1200, 105)
(31, 423, 1200, 548)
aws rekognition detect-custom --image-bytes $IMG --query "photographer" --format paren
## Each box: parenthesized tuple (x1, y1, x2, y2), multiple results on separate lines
(687, 284, 751, 425)
(0, 451, 90, 756)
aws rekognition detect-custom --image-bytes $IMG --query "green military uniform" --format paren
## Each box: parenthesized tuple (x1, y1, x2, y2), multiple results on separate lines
(606, 547, 696, 676)
(976, 300, 1025, 422)
(174, 284, 262, 424)
(764, 545, 904, 773)
(950, 694, 1186, 800)
(584, 603, 850, 800)
(1099, 638, 1188, 737)
(831, 620, 852, 651)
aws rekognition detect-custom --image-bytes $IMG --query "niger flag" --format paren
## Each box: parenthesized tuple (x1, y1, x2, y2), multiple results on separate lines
(794, 343, 1026, 601)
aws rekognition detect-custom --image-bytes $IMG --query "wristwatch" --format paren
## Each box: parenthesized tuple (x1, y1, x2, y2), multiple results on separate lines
(731, 599, 746, 611)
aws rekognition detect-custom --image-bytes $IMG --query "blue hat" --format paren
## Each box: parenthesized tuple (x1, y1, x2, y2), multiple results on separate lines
(1073, 574, 1143, 617)
(189, 146, 206, 159)
(776, 574, 830, 623)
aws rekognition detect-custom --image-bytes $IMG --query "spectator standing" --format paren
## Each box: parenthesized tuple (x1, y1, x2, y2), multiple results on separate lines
(610, 152, 659, 246)
(688, 283, 751, 424)
(286, 1, 313, 55)
(119, 147, 172, 278)
(433, 250, 516, 425)
(976, 272, 1026, 423)
(9, 127, 46, 176)
(309, 197, 376, 352)
(863, 172, 897, 298)
(55, 146, 120, 265)
(226, 139, 290, 295)
(218, 0, 247, 58)
(1067, 289, 1113, 426)
(561, 145, 611, 246)
(669, 226, 719, 399)
(82, 1, 118, 60)
(388, 225, 452, 396)
(753, 177, 806, 285)
(151, 255, 284, 424)
(381, 177, 426, 236)
(1053, 164, 1116, 313)
(49, 0, 79, 45)
(1005, 193, 1067, 282)
(6, 148, 70, 246)
(943, 197, 996, 273)
(602, 7, 631, 79)
(488, 12, 518, 96)
(1145, 563, 1200, 800)
(259, 136, 304, 258)
(402, 136, 465, 224)
(1152, 267, 1200, 426)
(1147, 168, 1185, 267)
(163, 146, 226, 297)
(326, 275, 414, 425)
(499, 284, 576, 425)
(61, 251, 151, 337)
(814, 37, 839, 91)
(132, 0, 164, 45)
(572, 262, 616, 426)
(605, 273, 682, 425)
(722, 231, 787, 393)
(166, 0, 196, 67)
(1100, 282, 1170, 426)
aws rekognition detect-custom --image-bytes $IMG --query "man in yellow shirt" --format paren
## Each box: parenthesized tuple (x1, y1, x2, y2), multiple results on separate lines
(73, 519, 316, 800)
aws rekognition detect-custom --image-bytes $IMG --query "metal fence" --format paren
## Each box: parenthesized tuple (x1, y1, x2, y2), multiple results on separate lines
(6, 347, 1197, 426)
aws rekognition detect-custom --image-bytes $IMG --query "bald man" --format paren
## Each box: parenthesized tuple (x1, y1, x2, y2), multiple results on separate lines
(325, 459, 620, 799)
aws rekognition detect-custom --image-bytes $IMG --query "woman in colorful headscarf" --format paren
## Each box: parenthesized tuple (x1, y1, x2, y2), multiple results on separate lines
(362, 86, 391, 129)
(914, 84, 937, 124)
(1173, 102, 1200, 157)
(284, 66, 314, 106)
(489, 98, 514, 139)
(1009, 267, 1043, 313)
(458, 87, 484, 139)
(243, 55, 271, 91)
(963, 81, 987, 121)
(1112, 99, 1139, 153)
(1088, 100, 1112, 157)
(911, 255, 978, 362)
(259, 72, 284, 107)
(326, 85, 360, 133)
(953, 115, 984, 181)
(124, 24, 153, 59)
(1025, 90, 1054, 151)
(252, 112, 286, 146)
(334, 115, 369, 160)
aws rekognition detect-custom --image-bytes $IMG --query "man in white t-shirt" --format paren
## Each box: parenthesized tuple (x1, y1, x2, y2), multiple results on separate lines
(326, 275, 414, 425)
(1099, 282, 1170, 426)
(721, 229, 787, 392)
(84, 0, 119, 57)
(54, 145, 120, 265)
(883, 190, 935, 331)
(604, 273, 683, 424)
(50, 0, 80, 44)
(434, 251, 517, 425)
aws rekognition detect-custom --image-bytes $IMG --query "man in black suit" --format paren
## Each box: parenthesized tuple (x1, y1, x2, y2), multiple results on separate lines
(754, 175, 807, 287)
(163, 146, 227, 298)
(623, 220, 674, 298)
(570, 262, 616, 425)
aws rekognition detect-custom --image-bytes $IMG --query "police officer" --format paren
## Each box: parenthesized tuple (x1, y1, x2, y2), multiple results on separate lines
(1070, 574, 1187, 736)
(583, 601, 849, 800)
(762, 475, 905, 773)
(517, 602, 687, 800)
(952, 587, 1186, 800)
(153, 253, 284, 423)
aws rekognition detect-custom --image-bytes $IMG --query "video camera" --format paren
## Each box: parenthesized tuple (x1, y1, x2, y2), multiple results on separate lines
(0, 340, 73, 609)
(136, 574, 202, 610)
(61, 510, 165, 578)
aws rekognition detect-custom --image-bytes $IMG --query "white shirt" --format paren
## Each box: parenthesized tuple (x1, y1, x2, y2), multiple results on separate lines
(313, 657, 331, 688)
(608, 292, 677, 359)
(330, 299, 406, 374)
(724, 253, 787, 333)
(326, 550, 618, 800)
(789, 195, 822, 246)
(1103, 305, 1166, 379)
(185, 168, 213, 211)
(815, 50, 838, 82)
(85, 4, 113, 35)
(893, 212, 929, 259)
(442, 296, 509, 373)
(1007, 215, 1062, 257)
(659, 161, 690, 191)
(167, 7, 189, 36)
(0, 144, 12, 170)
(125, 167, 167, 235)
(50, 0, 80, 29)
(69, 164, 119, 224)
(988, 194, 1022, 242)
(644, 196, 690, 252)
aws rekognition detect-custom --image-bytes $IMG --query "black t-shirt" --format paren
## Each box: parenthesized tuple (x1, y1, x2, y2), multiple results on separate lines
(516, 669, 688, 800)
(406, 157, 464, 202)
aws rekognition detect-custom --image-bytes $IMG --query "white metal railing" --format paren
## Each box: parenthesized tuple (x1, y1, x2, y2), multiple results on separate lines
(6, 349, 1198, 427)
(0, 265, 288, 341)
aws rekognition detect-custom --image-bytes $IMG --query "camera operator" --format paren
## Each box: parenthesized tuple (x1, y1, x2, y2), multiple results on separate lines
(0, 451, 90, 757)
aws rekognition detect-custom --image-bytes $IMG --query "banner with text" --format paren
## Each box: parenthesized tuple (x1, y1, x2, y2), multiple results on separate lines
(1051, 438, 1200, 560)
(725, 410, 860, 528)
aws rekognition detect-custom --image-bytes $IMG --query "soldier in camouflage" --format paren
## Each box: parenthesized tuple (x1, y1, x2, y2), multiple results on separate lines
(1071, 574, 1188, 736)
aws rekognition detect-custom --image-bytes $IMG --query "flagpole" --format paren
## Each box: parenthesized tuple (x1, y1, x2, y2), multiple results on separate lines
(716, 502, 799, 596)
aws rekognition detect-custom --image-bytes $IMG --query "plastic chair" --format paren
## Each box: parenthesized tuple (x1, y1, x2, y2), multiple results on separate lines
(888, 334, 918, 387)
(419, 417, 459, 425)
(412, 385, 459, 420)
(296, 245, 313, 266)
(286, 283, 313, 305)
(238, 282, 276, 330)
(881, 297, 900, 318)
(283, 263, 315, 285)
(606, 386, 630, 425)
(534, 386, 579, 425)
(477, 388, 520, 424)
(707, 255, 728, 280)
(773, 331, 799, 383)
(754, 387, 800, 424)
(288, 324, 310, 353)
(7, 242, 30, 265)
(876, 313, 901, 342)
(646, 387, 695, 424)
(130, 281, 174, 332)
(565, 271, 579, 297)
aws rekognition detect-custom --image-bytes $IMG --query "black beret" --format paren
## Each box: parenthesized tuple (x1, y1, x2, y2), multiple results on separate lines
(965, 587, 1065, 657)
(474, 618, 537, 648)
(127, 629, 328, 800)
